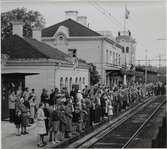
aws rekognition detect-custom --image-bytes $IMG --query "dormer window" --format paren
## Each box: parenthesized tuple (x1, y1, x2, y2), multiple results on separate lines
(59, 35, 64, 41)
(55, 33, 67, 45)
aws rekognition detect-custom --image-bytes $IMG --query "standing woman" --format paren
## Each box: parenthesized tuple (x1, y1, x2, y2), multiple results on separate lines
(29, 96, 36, 124)
(36, 103, 47, 147)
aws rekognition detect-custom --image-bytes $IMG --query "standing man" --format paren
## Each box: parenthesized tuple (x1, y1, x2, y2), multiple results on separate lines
(23, 88, 30, 101)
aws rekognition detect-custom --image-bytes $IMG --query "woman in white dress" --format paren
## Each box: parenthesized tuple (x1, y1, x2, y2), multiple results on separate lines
(36, 103, 47, 147)
(108, 101, 113, 121)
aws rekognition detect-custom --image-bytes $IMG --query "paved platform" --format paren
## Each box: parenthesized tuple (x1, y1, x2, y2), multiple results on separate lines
(2, 121, 38, 149)
(1, 97, 152, 149)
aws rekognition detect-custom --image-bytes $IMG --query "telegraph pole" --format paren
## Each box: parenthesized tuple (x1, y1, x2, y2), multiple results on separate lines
(145, 49, 147, 84)
(159, 54, 161, 70)
(158, 54, 161, 82)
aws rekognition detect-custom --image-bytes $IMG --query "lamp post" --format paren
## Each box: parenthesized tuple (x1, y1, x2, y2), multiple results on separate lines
(123, 53, 127, 86)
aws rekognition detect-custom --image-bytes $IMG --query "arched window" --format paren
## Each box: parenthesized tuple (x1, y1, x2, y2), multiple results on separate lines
(119, 54, 120, 66)
(110, 51, 112, 64)
(75, 77, 78, 84)
(126, 47, 129, 53)
(113, 52, 115, 65)
(79, 77, 82, 89)
(83, 77, 85, 86)
(116, 53, 118, 65)
(65, 77, 68, 89)
(122, 47, 125, 53)
(106, 50, 108, 63)
(56, 34, 65, 45)
(60, 77, 64, 91)
(69, 77, 72, 91)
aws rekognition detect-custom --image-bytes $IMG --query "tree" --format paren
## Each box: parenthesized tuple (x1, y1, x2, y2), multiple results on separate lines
(1, 8, 46, 39)
(89, 63, 100, 86)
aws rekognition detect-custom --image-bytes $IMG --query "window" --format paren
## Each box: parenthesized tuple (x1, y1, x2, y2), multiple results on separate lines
(113, 52, 115, 65)
(116, 53, 118, 65)
(83, 77, 85, 86)
(110, 51, 112, 63)
(75, 77, 78, 84)
(79, 77, 82, 89)
(60, 77, 64, 91)
(122, 47, 125, 53)
(56, 34, 65, 45)
(119, 54, 120, 66)
(65, 77, 68, 89)
(59, 36, 64, 40)
(126, 47, 129, 53)
(106, 50, 108, 63)
(69, 77, 72, 91)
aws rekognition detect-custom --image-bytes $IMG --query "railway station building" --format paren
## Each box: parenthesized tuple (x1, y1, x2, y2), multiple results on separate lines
(41, 10, 126, 87)
(1, 22, 89, 119)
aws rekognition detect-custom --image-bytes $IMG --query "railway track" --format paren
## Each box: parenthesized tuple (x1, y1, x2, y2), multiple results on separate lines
(68, 95, 166, 148)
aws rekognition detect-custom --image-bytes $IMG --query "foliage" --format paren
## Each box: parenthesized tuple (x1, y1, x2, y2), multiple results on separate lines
(89, 63, 100, 85)
(1, 7, 46, 39)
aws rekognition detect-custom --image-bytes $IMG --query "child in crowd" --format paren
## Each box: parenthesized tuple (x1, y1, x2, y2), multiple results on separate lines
(36, 103, 47, 147)
(51, 105, 60, 144)
(15, 110, 22, 136)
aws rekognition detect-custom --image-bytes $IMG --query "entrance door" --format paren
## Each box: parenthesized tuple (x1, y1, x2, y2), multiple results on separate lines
(1, 80, 9, 119)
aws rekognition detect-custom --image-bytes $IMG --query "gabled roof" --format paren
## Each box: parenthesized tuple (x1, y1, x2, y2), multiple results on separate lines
(42, 19, 102, 37)
(1, 35, 69, 61)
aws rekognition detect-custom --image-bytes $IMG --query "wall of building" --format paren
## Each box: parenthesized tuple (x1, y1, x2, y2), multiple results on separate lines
(103, 40, 122, 66)
(117, 39, 135, 67)
(25, 66, 89, 103)
(43, 38, 103, 75)
(43, 37, 123, 85)
(55, 67, 89, 92)
(3, 64, 89, 104)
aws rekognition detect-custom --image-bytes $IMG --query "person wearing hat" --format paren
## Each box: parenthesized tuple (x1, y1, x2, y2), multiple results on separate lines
(19, 97, 29, 135)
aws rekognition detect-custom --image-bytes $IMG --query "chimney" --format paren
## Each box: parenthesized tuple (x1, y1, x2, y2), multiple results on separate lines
(32, 26, 41, 41)
(11, 21, 24, 37)
(65, 10, 78, 21)
(77, 16, 87, 26)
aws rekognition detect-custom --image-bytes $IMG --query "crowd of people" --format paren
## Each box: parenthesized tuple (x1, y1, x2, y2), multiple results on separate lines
(8, 81, 166, 147)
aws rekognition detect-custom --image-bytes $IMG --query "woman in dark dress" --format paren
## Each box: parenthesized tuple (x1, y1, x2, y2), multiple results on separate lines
(43, 103, 50, 136)
(41, 89, 49, 104)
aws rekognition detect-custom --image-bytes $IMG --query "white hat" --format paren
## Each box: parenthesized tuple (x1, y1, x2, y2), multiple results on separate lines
(20, 97, 24, 103)
(61, 97, 66, 102)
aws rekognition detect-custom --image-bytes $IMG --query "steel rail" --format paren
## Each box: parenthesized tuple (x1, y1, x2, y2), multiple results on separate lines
(122, 99, 166, 148)
(75, 96, 159, 148)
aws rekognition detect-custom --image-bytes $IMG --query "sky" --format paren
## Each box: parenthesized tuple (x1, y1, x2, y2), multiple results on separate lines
(1, 0, 166, 66)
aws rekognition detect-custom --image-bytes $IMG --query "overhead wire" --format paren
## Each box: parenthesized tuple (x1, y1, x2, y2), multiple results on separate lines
(93, 0, 123, 29)
(87, 0, 122, 31)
